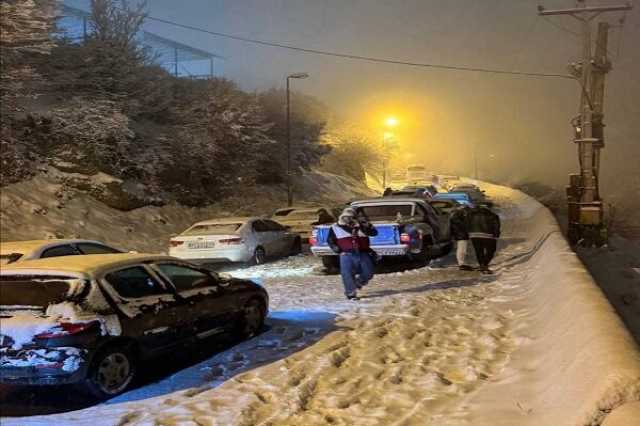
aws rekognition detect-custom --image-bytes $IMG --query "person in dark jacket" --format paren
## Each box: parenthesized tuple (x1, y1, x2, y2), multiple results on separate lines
(467, 205, 501, 274)
(450, 204, 472, 270)
(327, 207, 378, 300)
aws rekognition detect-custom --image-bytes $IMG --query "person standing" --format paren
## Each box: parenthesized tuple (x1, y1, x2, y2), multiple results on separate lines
(327, 208, 378, 300)
(467, 204, 501, 274)
(450, 204, 472, 271)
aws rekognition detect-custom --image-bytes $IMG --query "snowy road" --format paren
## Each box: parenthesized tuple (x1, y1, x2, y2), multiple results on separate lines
(1, 186, 564, 425)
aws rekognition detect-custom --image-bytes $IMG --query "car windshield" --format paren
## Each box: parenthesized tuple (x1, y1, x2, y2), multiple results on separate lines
(0, 275, 80, 309)
(358, 205, 414, 220)
(181, 223, 242, 236)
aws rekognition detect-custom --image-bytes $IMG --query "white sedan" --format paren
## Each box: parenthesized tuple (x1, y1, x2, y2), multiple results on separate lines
(169, 217, 302, 265)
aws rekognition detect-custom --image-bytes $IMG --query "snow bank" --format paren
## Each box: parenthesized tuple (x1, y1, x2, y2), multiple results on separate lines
(461, 183, 640, 425)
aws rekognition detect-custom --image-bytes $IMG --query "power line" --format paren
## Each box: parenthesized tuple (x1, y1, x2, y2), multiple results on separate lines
(140, 13, 575, 80)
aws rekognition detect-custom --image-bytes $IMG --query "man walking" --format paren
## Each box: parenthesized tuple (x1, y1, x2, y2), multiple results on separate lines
(467, 204, 501, 274)
(328, 207, 378, 300)
(450, 204, 472, 271)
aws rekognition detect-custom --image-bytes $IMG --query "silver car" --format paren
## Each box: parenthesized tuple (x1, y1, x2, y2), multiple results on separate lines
(169, 217, 302, 265)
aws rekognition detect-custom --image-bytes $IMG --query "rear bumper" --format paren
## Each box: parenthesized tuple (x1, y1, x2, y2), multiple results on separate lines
(0, 347, 89, 386)
(170, 248, 250, 263)
(311, 244, 410, 257)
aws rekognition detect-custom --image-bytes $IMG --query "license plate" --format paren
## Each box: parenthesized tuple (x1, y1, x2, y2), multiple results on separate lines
(187, 241, 215, 249)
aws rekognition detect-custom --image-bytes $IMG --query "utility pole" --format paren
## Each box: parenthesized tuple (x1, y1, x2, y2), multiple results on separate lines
(538, 0, 632, 246)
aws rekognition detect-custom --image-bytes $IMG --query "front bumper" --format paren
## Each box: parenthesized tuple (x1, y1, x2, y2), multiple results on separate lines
(310, 244, 410, 257)
(0, 347, 88, 386)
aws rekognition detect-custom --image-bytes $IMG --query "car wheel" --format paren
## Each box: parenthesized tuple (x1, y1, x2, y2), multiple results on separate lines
(237, 299, 265, 339)
(251, 247, 266, 265)
(85, 345, 136, 399)
(290, 237, 302, 255)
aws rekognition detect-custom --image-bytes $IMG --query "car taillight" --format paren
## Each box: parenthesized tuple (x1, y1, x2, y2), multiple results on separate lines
(169, 240, 184, 247)
(219, 238, 243, 245)
(35, 321, 99, 339)
(400, 233, 411, 244)
(309, 230, 318, 246)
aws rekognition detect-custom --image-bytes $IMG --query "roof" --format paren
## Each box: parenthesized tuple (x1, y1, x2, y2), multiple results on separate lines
(192, 217, 253, 226)
(0, 254, 174, 276)
(0, 239, 96, 256)
(351, 197, 428, 205)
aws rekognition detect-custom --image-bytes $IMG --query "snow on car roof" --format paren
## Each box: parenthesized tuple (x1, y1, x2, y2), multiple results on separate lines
(0, 239, 102, 256)
(0, 253, 175, 276)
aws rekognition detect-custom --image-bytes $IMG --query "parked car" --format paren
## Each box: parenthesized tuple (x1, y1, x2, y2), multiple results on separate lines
(432, 192, 474, 206)
(0, 253, 268, 398)
(310, 197, 453, 270)
(0, 239, 124, 265)
(449, 185, 492, 206)
(169, 217, 301, 265)
(271, 206, 336, 241)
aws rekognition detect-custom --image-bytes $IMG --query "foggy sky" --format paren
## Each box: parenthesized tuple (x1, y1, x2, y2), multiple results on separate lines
(69, 0, 640, 190)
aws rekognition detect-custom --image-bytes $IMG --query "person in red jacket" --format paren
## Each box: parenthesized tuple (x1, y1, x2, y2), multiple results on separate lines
(327, 207, 378, 300)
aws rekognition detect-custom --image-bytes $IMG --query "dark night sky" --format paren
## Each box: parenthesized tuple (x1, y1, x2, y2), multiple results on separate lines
(67, 0, 640, 190)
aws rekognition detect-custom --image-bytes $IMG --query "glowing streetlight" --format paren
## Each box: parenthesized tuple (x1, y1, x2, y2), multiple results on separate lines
(385, 117, 398, 128)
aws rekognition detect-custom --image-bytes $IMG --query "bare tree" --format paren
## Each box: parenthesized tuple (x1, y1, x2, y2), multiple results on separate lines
(89, 0, 146, 50)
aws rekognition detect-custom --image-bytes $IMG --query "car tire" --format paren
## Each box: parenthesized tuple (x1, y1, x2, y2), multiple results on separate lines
(290, 237, 302, 255)
(84, 345, 136, 399)
(321, 256, 340, 274)
(237, 299, 265, 339)
(251, 247, 266, 265)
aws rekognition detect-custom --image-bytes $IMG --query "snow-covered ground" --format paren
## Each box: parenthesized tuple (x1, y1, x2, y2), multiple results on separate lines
(2, 183, 639, 425)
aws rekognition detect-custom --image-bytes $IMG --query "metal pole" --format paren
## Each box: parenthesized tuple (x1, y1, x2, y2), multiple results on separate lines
(286, 77, 292, 206)
(382, 135, 387, 190)
(210, 57, 214, 79)
(174, 47, 179, 77)
(474, 142, 479, 180)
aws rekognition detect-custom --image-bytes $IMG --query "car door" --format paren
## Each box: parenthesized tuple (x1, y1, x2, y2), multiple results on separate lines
(252, 220, 277, 256)
(152, 262, 238, 339)
(102, 265, 186, 354)
(264, 220, 289, 255)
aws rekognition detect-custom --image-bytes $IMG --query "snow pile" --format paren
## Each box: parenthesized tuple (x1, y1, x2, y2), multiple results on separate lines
(0, 314, 60, 350)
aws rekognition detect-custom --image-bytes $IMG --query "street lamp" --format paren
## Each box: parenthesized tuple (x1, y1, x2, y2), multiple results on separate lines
(382, 117, 398, 190)
(286, 72, 309, 207)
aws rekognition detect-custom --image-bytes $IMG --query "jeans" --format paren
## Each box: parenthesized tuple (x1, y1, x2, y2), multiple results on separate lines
(455, 240, 469, 265)
(339, 252, 375, 297)
(471, 238, 497, 268)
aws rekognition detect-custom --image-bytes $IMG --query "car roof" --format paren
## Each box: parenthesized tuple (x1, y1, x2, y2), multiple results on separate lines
(191, 217, 253, 226)
(0, 253, 177, 277)
(0, 239, 107, 256)
(352, 197, 428, 205)
(434, 192, 471, 198)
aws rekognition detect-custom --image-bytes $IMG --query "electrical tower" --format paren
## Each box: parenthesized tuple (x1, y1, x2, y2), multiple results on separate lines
(538, 0, 632, 246)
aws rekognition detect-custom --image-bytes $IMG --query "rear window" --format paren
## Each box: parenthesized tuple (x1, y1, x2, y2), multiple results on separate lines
(181, 223, 242, 236)
(0, 276, 79, 307)
(77, 243, 122, 255)
(105, 266, 167, 299)
(359, 205, 413, 220)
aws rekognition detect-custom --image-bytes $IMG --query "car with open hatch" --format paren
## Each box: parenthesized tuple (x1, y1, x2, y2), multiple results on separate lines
(0, 253, 269, 399)
(169, 217, 301, 265)
(271, 206, 336, 241)
(0, 239, 125, 265)
(310, 197, 453, 271)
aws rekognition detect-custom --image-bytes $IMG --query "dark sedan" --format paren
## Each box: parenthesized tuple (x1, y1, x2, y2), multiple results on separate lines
(0, 253, 268, 399)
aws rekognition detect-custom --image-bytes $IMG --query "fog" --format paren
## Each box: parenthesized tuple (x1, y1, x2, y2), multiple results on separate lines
(70, 0, 640, 191)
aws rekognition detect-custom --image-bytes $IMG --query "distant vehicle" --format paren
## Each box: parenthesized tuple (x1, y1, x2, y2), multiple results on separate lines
(271, 206, 336, 241)
(432, 192, 474, 206)
(0, 254, 268, 398)
(449, 185, 491, 206)
(169, 217, 301, 265)
(0, 239, 124, 265)
(402, 185, 438, 197)
(310, 197, 453, 270)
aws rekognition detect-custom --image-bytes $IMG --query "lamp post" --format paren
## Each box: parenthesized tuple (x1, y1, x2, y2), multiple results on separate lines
(286, 72, 309, 206)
